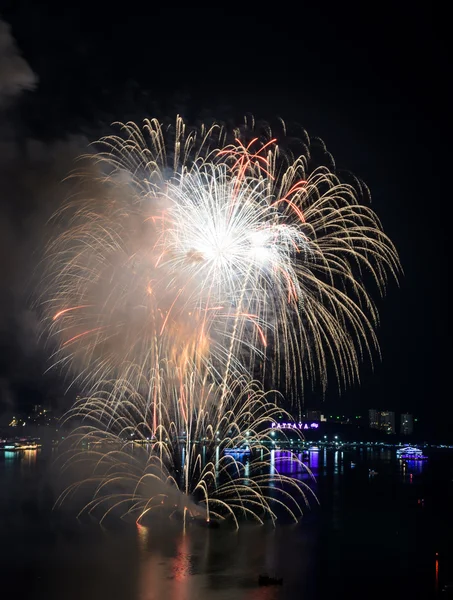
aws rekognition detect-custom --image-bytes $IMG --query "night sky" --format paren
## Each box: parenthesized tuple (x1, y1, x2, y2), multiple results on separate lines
(0, 3, 448, 436)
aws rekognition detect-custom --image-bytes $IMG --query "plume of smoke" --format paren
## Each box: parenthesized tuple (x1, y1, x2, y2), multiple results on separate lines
(0, 17, 37, 107)
(0, 17, 91, 421)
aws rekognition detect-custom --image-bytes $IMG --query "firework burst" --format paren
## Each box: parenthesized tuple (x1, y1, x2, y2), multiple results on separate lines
(40, 117, 400, 398)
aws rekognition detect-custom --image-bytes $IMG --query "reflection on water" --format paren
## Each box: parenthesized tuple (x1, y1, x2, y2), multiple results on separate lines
(272, 450, 305, 475)
(23, 449, 38, 467)
(398, 457, 427, 488)
(309, 450, 319, 473)
(271, 448, 321, 478)
(136, 521, 312, 600)
(138, 529, 197, 600)
(0, 446, 451, 599)
(4, 449, 18, 461)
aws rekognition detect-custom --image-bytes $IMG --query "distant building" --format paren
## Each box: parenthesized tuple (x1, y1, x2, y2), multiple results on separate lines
(400, 413, 414, 435)
(369, 409, 380, 430)
(306, 410, 322, 421)
(380, 411, 395, 435)
(369, 409, 395, 434)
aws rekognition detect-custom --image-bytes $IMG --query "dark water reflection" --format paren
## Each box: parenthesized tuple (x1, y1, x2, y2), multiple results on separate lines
(0, 446, 452, 599)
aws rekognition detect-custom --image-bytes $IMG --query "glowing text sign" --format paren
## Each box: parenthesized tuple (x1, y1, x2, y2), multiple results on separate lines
(271, 422, 319, 430)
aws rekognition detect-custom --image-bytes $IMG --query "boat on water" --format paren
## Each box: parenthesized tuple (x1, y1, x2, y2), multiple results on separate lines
(258, 574, 283, 586)
(1, 441, 40, 451)
(396, 446, 428, 460)
(1, 444, 19, 451)
(0, 438, 41, 452)
(350, 462, 356, 467)
(368, 469, 378, 476)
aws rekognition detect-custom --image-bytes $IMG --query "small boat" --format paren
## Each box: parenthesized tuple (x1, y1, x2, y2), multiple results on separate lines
(368, 469, 378, 476)
(2, 443, 20, 451)
(258, 574, 283, 586)
(350, 462, 356, 467)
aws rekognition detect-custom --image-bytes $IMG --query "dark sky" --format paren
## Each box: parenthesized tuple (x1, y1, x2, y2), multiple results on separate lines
(0, 2, 449, 436)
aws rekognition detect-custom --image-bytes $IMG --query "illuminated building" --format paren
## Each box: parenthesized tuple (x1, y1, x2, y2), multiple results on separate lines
(305, 410, 322, 421)
(369, 409, 395, 434)
(369, 409, 379, 430)
(400, 413, 414, 435)
(379, 411, 395, 434)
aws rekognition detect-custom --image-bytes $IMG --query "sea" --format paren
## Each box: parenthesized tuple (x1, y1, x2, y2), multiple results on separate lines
(0, 445, 452, 599)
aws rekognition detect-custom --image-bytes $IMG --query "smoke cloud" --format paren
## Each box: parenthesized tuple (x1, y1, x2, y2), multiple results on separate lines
(0, 17, 89, 422)
(0, 17, 37, 107)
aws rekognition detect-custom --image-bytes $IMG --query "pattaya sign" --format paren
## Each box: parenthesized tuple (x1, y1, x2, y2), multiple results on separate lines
(271, 421, 319, 430)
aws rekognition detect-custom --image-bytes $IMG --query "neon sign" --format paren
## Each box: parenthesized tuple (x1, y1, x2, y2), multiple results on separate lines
(271, 422, 319, 430)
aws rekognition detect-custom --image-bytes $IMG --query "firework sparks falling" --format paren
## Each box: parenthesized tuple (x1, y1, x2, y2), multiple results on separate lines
(55, 379, 315, 528)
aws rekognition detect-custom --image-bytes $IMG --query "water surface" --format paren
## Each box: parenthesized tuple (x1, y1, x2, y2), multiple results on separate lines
(1, 446, 451, 599)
